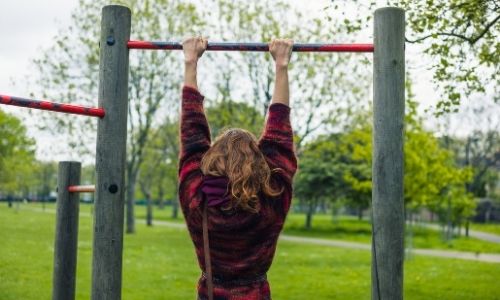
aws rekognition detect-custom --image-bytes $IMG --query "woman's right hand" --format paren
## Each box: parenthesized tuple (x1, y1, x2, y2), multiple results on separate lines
(269, 38, 294, 68)
(182, 36, 208, 64)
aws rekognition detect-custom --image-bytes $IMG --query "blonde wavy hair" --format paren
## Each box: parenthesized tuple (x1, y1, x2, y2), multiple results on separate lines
(200, 128, 284, 213)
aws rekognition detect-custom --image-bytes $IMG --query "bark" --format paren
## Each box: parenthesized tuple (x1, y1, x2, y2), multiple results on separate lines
(357, 206, 363, 220)
(305, 200, 315, 230)
(446, 197, 452, 241)
(171, 189, 179, 219)
(158, 186, 165, 210)
(126, 170, 137, 233)
(146, 193, 153, 226)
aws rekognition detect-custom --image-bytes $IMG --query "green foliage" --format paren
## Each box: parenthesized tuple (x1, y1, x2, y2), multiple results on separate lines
(28, 0, 374, 230)
(138, 119, 178, 204)
(0, 110, 37, 195)
(329, 0, 499, 114)
(295, 123, 372, 214)
(398, 0, 499, 114)
(295, 79, 476, 227)
(32, 161, 58, 199)
(294, 136, 340, 206)
(195, 0, 372, 152)
(206, 100, 265, 139)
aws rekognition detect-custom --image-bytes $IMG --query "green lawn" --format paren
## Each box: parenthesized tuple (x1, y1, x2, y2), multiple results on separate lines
(1, 203, 500, 299)
(27, 202, 500, 254)
(284, 213, 500, 254)
(470, 222, 500, 235)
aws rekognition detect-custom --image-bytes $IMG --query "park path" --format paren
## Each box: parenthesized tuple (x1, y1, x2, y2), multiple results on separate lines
(25, 207, 500, 263)
(414, 222, 500, 244)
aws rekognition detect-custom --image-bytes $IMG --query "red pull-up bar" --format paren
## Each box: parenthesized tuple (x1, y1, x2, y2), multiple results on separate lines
(127, 40, 374, 52)
(68, 185, 96, 193)
(0, 95, 105, 118)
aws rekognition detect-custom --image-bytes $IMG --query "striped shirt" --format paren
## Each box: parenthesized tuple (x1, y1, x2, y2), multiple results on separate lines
(178, 86, 297, 299)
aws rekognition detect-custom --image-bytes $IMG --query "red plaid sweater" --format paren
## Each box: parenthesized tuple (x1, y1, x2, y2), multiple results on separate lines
(178, 86, 297, 300)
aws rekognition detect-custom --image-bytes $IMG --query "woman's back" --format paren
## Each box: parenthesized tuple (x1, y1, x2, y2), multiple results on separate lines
(178, 37, 296, 300)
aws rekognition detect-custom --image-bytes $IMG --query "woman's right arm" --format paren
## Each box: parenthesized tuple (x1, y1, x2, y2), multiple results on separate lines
(258, 39, 297, 181)
(269, 39, 293, 107)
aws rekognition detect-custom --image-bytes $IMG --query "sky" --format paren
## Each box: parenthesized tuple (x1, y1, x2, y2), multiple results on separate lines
(0, 0, 497, 162)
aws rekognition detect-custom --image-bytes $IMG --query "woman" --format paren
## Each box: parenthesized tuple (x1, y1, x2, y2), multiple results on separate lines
(178, 36, 297, 300)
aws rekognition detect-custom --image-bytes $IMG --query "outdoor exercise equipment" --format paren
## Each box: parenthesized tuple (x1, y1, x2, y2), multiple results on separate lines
(0, 5, 405, 300)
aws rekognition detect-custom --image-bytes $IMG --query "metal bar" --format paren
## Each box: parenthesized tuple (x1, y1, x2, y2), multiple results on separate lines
(68, 185, 95, 193)
(372, 7, 405, 300)
(0, 94, 105, 118)
(127, 40, 374, 52)
(52, 161, 81, 300)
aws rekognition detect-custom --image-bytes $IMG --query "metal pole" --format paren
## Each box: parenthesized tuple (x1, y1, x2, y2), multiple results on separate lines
(0, 95, 105, 118)
(127, 40, 374, 52)
(92, 5, 131, 300)
(52, 161, 81, 300)
(372, 7, 405, 300)
(68, 185, 96, 193)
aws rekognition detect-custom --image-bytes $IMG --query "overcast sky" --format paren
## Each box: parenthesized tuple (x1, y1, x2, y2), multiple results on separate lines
(0, 0, 497, 162)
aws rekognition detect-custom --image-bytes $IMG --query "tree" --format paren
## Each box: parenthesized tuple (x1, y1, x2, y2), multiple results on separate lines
(294, 78, 476, 236)
(294, 137, 339, 229)
(29, 0, 375, 233)
(0, 110, 37, 202)
(29, 0, 205, 233)
(329, 0, 499, 114)
(202, 0, 371, 152)
(138, 120, 178, 224)
(33, 161, 58, 204)
(205, 101, 265, 138)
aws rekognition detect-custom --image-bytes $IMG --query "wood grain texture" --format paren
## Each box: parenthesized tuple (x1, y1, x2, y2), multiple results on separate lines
(92, 5, 131, 300)
(372, 7, 405, 300)
(52, 161, 81, 300)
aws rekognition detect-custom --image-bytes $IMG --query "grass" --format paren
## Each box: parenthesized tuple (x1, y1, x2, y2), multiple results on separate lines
(470, 223, 500, 235)
(1, 203, 500, 299)
(284, 213, 500, 254)
(27, 202, 500, 254)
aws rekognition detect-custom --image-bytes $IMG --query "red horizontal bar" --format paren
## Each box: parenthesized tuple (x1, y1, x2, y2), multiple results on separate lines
(68, 185, 95, 193)
(127, 40, 374, 53)
(0, 95, 105, 118)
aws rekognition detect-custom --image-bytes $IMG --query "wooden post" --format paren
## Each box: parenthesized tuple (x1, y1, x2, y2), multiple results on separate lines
(92, 5, 131, 300)
(372, 7, 405, 300)
(52, 161, 81, 300)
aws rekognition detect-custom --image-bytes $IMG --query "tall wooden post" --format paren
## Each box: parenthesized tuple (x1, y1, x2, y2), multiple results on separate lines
(92, 5, 131, 300)
(52, 161, 81, 300)
(372, 7, 405, 300)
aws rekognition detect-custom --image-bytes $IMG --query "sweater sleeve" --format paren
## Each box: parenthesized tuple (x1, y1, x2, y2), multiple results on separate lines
(258, 103, 298, 212)
(178, 86, 211, 212)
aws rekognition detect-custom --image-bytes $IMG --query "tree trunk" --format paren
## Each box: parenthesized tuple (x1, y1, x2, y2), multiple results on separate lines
(305, 200, 314, 230)
(158, 196, 165, 210)
(446, 197, 452, 241)
(485, 205, 491, 223)
(171, 189, 179, 219)
(146, 192, 153, 226)
(465, 218, 470, 237)
(357, 206, 363, 220)
(406, 210, 413, 260)
(157, 178, 165, 209)
(126, 171, 137, 234)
